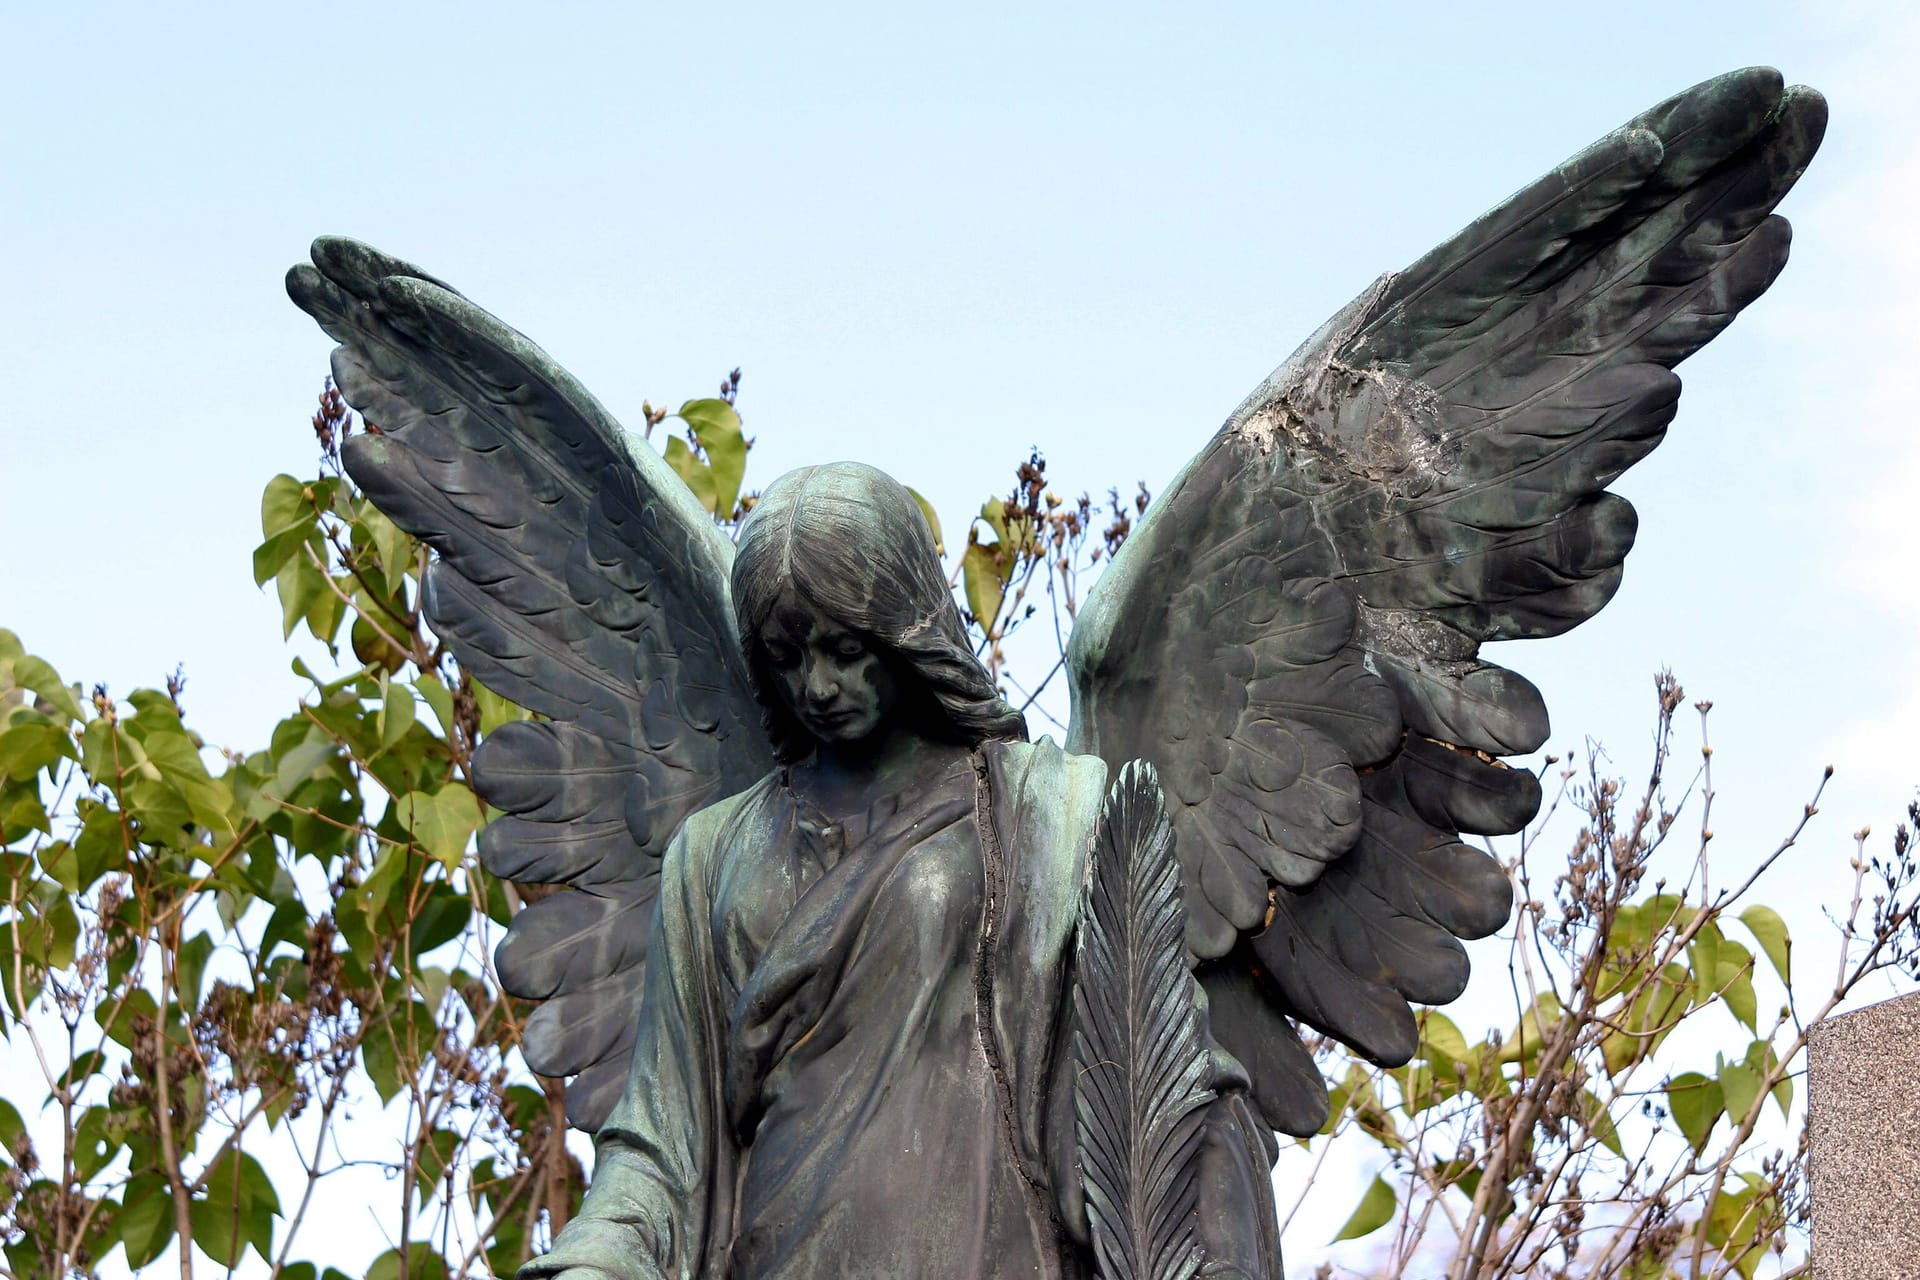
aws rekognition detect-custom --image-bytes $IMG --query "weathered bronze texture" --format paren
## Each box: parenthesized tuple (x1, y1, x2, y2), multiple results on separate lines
(288, 66, 1822, 1278)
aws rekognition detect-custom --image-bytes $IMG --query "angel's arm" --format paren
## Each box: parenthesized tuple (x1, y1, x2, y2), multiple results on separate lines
(521, 825, 734, 1280)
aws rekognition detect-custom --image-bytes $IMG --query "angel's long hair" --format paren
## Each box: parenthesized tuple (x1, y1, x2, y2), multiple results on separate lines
(731, 462, 1027, 762)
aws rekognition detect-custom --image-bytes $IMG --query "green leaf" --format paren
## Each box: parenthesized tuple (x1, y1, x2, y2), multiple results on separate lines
(471, 678, 530, 734)
(1496, 991, 1563, 1065)
(383, 989, 442, 1068)
(351, 611, 407, 673)
(2, 786, 52, 840)
(1579, 1088, 1624, 1157)
(395, 783, 481, 868)
(414, 671, 456, 738)
(133, 724, 236, 837)
(1330, 1174, 1397, 1243)
(1719, 1060, 1764, 1127)
(1418, 1011, 1470, 1062)
(1666, 1070, 1724, 1153)
(1399, 1013, 1480, 1112)
(306, 577, 348, 646)
(253, 523, 318, 589)
(415, 1125, 461, 1203)
(253, 474, 323, 585)
(275, 554, 327, 640)
(1706, 1176, 1773, 1280)
(979, 497, 1010, 546)
(190, 1149, 279, 1268)
(175, 930, 215, 1009)
(96, 988, 158, 1049)
(36, 840, 80, 893)
(71, 1106, 120, 1180)
(1622, 1256, 1670, 1280)
(269, 725, 337, 799)
(904, 486, 946, 554)
(56, 1049, 106, 1096)
(188, 1185, 240, 1267)
(1742, 1039, 1793, 1117)
(118, 1172, 175, 1268)
(1604, 893, 1694, 987)
(485, 1187, 532, 1279)
(1391, 1060, 1443, 1117)
(125, 774, 194, 842)
(662, 434, 718, 513)
(72, 802, 127, 883)
(379, 678, 417, 751)
(962, 543, 1005, 631)
(411, 885, 472, 956)
(351, 842, 410, 928)
(1725, 966, 1758, 1032)
(42, 892, 79, 969)
(1688, 922, 1721, 1009)
(678, 398, 747, 516)
(0, 634, 84, 721)
(1601, 961, 1692, 1075)
(366, 1244, 449, 1280)
(1690, 925, 1757, 1030)
(260, 898, 309, 961)
(260, 474, 315, 541)
(0, 718, 78, 782)
(1, 923, 41, 1015)
(358, 497, 414, 595)
(362, 1020, 405, 1103)
(78, 716, 150, 785)
(0, 1097, 25, 1151)
(1738, 905, 1791, 986)
(1342, 1068, 1404, 1151)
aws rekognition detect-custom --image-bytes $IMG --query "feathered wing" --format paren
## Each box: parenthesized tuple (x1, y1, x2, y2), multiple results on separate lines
(1066, 68, 1824, 1136)
(287, 239, 773, 1129)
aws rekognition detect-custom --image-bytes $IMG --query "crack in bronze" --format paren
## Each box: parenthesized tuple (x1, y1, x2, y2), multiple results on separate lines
(970, 751, 1064, 1242)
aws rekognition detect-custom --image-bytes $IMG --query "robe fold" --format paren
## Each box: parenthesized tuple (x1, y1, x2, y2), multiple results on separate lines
(522, 738, 1279, 1280)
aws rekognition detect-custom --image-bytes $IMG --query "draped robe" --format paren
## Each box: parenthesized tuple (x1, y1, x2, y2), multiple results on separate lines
(524, 738, 1280, 1279)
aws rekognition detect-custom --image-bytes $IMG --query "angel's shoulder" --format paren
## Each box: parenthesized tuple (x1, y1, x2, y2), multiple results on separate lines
(668, 771, 786, 868)
(989, 736, 1110, 848)
(994, 736, 1108, 795)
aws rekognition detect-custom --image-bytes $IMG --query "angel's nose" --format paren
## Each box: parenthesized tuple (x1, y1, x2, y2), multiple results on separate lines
(803, 660, 840, 703)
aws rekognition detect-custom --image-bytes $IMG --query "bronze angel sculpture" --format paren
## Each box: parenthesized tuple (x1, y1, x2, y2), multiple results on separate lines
(287, 69, 1822, 1279)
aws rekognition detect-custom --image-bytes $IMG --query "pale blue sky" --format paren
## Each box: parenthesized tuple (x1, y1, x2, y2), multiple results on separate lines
(4, 3, 1916, 1274)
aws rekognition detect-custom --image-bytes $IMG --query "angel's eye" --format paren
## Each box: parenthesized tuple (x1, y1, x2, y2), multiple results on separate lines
(763, 642, 799, 669)
(828, 636, 867, 662)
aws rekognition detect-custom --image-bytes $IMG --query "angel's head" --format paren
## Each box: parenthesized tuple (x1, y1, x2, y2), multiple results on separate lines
(731, 462, 1026, 762)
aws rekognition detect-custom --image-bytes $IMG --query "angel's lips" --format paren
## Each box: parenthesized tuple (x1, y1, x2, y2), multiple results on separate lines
(802, 706, 864, 734)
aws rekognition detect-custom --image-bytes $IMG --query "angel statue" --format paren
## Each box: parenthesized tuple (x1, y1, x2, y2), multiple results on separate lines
(287, 68, 1821, 1279)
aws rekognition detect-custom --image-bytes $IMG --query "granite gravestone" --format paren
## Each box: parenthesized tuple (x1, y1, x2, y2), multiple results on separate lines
(1809, 991, 1920, 1277)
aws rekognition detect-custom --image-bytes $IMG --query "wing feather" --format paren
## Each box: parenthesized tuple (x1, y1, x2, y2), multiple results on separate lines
(288, 238, 773, 1130)
(1068, 69, 1822, 1132)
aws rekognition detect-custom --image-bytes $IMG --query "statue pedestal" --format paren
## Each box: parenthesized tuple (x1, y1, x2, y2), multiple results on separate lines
(1809, 990, 1920, 1277)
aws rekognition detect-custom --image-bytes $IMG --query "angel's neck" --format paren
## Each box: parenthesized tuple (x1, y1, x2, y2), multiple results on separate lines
(796, 722, 969, 819)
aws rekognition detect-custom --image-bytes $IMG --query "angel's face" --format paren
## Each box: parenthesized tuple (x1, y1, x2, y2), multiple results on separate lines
(756, 588, 900, 747)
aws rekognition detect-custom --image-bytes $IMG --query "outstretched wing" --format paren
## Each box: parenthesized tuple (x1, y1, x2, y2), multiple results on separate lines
(1067, 68, 1824, 1136)
(287, 239, 774, 1129)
